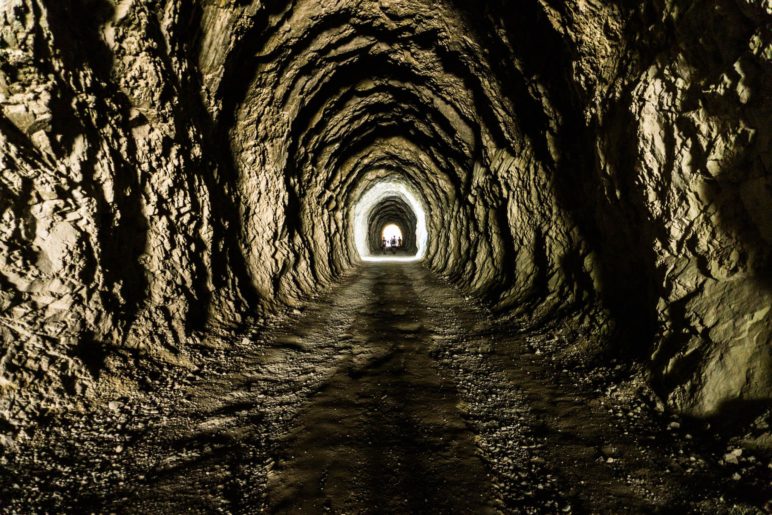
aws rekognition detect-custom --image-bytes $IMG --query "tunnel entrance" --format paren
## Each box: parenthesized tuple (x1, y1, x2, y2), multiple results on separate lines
(353, 179, 427, 262)
(368, 195, 418, 256)
(382, 224, 403, 248)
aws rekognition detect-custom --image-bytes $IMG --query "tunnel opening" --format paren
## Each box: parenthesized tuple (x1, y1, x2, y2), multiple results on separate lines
(381, 224, 403, 248)
(353, 178, 427, 263)
(367, 195, 418, 257)
(381, 224, 402, 245)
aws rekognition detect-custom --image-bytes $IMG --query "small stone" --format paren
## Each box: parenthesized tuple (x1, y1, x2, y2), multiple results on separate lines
(723, 448, 743, 465)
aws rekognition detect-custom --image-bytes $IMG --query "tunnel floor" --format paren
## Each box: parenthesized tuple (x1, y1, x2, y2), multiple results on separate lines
(1, 264, 767, 513)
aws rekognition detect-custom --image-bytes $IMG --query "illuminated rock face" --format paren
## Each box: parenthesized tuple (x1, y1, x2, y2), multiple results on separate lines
(0, 0, 769, 438)
(354, 179, 427, 262)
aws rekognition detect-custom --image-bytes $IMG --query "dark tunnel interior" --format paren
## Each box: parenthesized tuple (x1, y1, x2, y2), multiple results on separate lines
(0, 0, 769, 512)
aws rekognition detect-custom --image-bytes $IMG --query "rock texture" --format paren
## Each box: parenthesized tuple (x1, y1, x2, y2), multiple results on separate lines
(0, 0, 769, 445)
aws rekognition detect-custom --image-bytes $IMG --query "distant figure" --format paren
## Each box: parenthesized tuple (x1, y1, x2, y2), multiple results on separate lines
(381, 237, 387, 252)
(397, 236, 402, 248)
(390, 236, 397, 253)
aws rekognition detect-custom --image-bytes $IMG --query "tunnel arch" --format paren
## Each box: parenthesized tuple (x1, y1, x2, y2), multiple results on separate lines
(367, 195, 418, 255)
(353, 178, 428, 262)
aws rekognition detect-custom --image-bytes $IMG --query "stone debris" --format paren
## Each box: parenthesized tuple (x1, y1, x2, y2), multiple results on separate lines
(0, 265, 767, 512)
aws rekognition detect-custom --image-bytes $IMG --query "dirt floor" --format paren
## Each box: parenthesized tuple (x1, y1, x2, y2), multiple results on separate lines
(1, 263, 769, 513)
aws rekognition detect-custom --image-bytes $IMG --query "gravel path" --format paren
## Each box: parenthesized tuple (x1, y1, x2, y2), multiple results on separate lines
(1, 264, 768, 513)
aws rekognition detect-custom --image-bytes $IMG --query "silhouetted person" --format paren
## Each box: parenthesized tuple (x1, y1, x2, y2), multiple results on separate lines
(390, 236, 397, 253)
(397, 236, 402, 248)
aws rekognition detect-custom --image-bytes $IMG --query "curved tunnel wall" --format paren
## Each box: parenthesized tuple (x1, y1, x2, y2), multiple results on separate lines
(0, 0, 769, 441)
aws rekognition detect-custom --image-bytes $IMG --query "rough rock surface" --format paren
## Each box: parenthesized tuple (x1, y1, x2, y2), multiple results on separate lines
(0, 0, 769, 455)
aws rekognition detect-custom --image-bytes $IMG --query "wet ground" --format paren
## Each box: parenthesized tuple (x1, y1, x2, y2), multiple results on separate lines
(1, 263, 769, 513)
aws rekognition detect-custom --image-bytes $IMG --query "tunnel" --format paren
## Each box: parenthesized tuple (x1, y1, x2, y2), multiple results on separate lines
(0, 0, 770, 512)
(356, 178, 426, 261)
(368, 198, 416, 255)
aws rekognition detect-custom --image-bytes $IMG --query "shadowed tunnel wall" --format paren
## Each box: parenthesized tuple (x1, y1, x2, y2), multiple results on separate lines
(0, 0, 769, 443)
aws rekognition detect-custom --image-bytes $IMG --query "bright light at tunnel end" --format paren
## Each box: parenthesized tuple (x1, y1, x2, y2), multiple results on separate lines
(354, 180, 428, 263)
(382, 224, 403, 243)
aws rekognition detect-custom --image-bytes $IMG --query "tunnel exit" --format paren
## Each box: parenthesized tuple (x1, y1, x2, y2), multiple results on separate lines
(353, 179, 428, 263)
(381, 224, 403, 248)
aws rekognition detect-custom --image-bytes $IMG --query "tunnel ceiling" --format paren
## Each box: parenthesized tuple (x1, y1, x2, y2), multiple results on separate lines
(0, 0, 769, 443)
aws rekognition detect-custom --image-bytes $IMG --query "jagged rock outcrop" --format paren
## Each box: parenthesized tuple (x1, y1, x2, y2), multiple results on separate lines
(0, 0, 769, 446)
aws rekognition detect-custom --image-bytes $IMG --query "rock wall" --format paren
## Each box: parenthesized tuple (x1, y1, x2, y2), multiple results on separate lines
(0, 0, 253, 438)
(604, 0, 771, 415)
(0, 0, 769, 443)
(539, 0, 772, 415)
